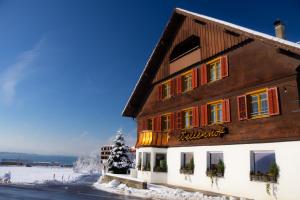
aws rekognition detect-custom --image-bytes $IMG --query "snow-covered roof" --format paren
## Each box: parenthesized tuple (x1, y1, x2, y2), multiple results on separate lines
(176, 8, 300, 50)
(122, 8, 300, 117)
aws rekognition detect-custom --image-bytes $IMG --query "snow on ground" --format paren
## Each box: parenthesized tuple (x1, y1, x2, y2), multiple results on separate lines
(0, 166, 83, 184)
(93, 177, 240, 200)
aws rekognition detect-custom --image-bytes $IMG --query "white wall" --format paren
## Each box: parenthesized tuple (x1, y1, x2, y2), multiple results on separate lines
(137, 141, 300, 200)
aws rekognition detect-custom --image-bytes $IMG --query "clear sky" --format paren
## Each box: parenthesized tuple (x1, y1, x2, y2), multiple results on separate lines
(0, 0, 299, 156)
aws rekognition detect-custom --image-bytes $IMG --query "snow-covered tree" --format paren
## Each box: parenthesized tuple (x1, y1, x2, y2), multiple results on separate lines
(73, 150, 102, 174)
(107, 130, 131, 174)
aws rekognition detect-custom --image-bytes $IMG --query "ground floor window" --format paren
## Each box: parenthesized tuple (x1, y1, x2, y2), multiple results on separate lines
(142, 152, 151, 171)
(180, 152, 194, 174)
(250, 151, 279, 182)
(137, 152, 142, 170)
(154, 153, 167, 172)
(206, 152, 224, 177)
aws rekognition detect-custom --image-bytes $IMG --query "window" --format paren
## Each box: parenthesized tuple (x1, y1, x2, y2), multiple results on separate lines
(208, 59, 221, 82)
(182, 72, 193, 92)
(237, 87, 280, 121)
(207, 152, 224, 177)
(249, 91, 269, 118)
(137, 152, 142, 170)
(183, 109, 193, 129)
(250, 151, 279, 182)
(162, 81, 171, 99)
(170, 35, 200, 62)
(154, 153, 167, 172)
(180, 152, 194, 174)
(143, 152, 151, 171)
(146, 118, 153, 130)
(208, 102, 223, 124)
(161, 114, 171, 131)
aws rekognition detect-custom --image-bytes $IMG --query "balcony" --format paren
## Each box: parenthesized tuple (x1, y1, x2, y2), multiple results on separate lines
(136, 131, 168, 147)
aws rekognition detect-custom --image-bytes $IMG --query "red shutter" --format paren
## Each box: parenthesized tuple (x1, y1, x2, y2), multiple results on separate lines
(153, 117, 157, 132)
(237, 95, 248, 120)
(176, 76, 182, 94)
(221, 55, 229, 78)
(170, 113, 174, 131)
(142, 120, 146, 130)
(268, 87, 280, 116)
(192, 106, 199, 127)
(157, 116, 161, 132)
(200, 104, 208, 126)
(200, 64, 207, 85)
(192, 68, 198, 89)
(222, 99, 231, 122)
(158, 85, 163, 100)
(176, 111, 183, 130)
(170, 78, 176, 97)
(173, 112, 178, 130)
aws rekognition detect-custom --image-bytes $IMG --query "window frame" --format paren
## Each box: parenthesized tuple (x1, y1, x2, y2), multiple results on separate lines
(182, 108, 193, 129)
(207, 100, 223, 125)
(146, 118, 153, 131)
(246, 89, 269, 119)
(161, 80, 171, 100)
(161, 113, 171, 132)
(182, 70, 193, 93)
(180, 152, 194, 174)
(207, 58, 221, 83)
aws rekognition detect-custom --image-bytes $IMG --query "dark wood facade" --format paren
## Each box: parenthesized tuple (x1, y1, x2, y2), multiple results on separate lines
(123, 9, 300, 148)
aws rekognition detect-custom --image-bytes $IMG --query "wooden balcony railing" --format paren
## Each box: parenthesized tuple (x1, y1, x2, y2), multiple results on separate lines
(136, 131, 168, 147)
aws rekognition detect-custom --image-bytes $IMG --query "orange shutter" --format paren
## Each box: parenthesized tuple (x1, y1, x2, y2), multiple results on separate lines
(192, 68, 198, 89)
(176, 76, 182, 94)
(222, 99, 231, 122)
(200, 64, 207, 85)
(268, 87, 280, 116)
(192, 106, 199, 127)
(221, 55, 229, 78)
(237, 95, 248, 120)
(158, 85, 163, 100)
(170, 78, 176, 97)
(200, 104, 208, 126)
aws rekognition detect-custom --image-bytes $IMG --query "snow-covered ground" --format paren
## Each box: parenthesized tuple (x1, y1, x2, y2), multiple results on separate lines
(0, 166, 84, 184)
(93, 178, 241, 200)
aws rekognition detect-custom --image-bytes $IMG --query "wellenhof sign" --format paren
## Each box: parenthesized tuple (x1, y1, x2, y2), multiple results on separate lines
(177, 126, 227, 142)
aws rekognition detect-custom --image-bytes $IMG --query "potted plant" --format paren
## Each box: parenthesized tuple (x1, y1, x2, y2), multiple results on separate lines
(180, 158, 194, 174)
(268, 162, 279, 183)
(216, 160, 225, 177)
(154, 160, 168, 172)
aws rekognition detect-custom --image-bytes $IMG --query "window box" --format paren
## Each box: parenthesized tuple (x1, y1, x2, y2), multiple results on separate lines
(206, 169, 223, 178)
(154, 166, 168, 173)
(180, 168, 194, 174)
(250, 172, 277, 183)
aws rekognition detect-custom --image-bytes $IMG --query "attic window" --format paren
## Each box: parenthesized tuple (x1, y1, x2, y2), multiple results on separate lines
(224, 29, 240, 37)
(193, 19, 206, 25)
(170, 35, 200, 62)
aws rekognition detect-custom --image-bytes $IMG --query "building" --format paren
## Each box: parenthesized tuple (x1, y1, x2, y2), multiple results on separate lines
(100, 145, 113, 163)
(122, 8, 300, 200)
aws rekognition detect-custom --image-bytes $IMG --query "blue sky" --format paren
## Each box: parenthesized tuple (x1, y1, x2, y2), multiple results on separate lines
(0, 0, 299, 156)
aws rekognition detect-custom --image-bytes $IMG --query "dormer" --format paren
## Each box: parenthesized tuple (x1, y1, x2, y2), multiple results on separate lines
(169, 35, 200, 74)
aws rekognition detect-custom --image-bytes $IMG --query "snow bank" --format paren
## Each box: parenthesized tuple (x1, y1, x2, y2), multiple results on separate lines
(0, 166, 83, 184)
(93, 178, 237, 200)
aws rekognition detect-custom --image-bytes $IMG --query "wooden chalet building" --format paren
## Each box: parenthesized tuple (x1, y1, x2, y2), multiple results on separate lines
(122, 8, 300, 200)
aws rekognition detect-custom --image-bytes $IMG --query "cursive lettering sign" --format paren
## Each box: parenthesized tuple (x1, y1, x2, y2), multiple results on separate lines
(178, 126, 226, 142)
